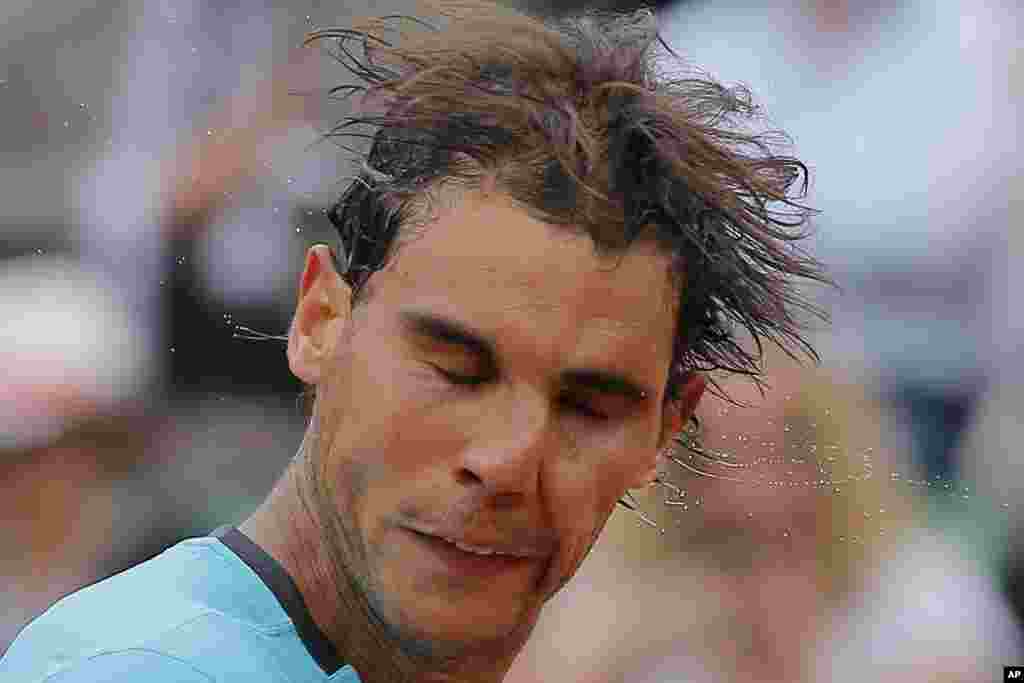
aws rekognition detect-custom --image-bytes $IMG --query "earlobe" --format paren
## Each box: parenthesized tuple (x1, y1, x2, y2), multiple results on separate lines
(639, 373, 705, 490)
(656, 372, 707, 453)
(676, 372, 707, 424)
(626, 464, 659, 489)
(288, 244, 350, 384)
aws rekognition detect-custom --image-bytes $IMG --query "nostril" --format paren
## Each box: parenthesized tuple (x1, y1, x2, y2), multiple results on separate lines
(455, 467, 483, 486)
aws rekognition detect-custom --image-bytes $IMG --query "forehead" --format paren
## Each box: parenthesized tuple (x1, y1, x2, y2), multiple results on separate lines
(371, 190, 678, 368)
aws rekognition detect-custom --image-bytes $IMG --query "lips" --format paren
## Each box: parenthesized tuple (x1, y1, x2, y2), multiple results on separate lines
(441, 536, 525, 557)
(404, 525, 553, 559)
(405, 528, 540, 579)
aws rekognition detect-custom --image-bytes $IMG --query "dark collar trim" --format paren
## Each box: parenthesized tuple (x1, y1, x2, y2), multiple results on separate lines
(211, 525, 345, 675)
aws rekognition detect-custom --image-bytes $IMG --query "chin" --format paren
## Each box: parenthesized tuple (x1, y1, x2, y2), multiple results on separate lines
(370, 584, 539, 658)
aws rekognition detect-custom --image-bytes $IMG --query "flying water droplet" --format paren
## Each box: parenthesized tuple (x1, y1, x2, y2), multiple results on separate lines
(230, 322, 288, 342)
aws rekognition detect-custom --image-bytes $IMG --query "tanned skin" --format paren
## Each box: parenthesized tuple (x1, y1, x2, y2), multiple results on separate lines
(241, 188, 705, 683)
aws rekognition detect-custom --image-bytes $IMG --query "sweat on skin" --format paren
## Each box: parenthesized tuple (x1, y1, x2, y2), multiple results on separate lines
(241, 187, 706, 683)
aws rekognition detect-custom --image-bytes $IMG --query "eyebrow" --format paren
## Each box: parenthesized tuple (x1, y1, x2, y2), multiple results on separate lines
(398, 310, 653, 403)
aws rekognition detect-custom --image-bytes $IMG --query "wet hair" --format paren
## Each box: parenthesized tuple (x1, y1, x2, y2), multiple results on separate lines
(305, 0, 832, 404)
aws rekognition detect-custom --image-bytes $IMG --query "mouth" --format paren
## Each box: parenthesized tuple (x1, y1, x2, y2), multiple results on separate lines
(405, 528, 539, 579)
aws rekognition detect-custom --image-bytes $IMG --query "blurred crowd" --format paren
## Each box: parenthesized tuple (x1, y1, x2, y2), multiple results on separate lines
(1, 0, 1021, 679)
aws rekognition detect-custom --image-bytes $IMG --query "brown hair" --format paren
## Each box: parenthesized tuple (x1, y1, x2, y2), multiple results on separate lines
(305, 0, 832, 404)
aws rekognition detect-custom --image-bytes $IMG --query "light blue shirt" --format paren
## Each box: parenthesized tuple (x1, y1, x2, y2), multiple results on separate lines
(0, 529, 362, 682)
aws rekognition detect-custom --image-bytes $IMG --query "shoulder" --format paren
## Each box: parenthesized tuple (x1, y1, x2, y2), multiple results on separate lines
(30, 650, 215, 682)
(1, 536, 301, 682)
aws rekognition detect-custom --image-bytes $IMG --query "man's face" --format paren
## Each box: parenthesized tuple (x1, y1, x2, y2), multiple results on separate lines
(294, 190, 687, 653)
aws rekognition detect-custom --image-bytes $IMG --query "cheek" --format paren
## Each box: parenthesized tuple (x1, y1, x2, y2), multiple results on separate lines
(544, 458, 628, 588)
(336, 364, 464, 520)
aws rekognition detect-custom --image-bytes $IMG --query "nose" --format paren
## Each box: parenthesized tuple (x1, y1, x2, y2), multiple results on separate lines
(455, 388, 556, 501)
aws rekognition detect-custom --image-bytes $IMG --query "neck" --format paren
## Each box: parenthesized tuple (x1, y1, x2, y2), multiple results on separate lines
(239, 437, 523, 683)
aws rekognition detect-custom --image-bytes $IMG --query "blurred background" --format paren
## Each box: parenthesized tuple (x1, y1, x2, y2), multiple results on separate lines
(1, 0, 1021, 680)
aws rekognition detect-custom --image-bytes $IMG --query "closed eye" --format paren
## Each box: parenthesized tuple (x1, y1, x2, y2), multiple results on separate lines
(428, 364, 488, 387)
(427, 364, 609, 421)
(558, 394, 609, 421)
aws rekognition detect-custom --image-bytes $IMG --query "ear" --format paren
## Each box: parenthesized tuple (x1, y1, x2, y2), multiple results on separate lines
(287, 244, 352, 385)
(627, 372, 707, 488)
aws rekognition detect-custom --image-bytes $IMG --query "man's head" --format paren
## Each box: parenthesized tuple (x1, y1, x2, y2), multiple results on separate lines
(283, 0, 827, 671)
